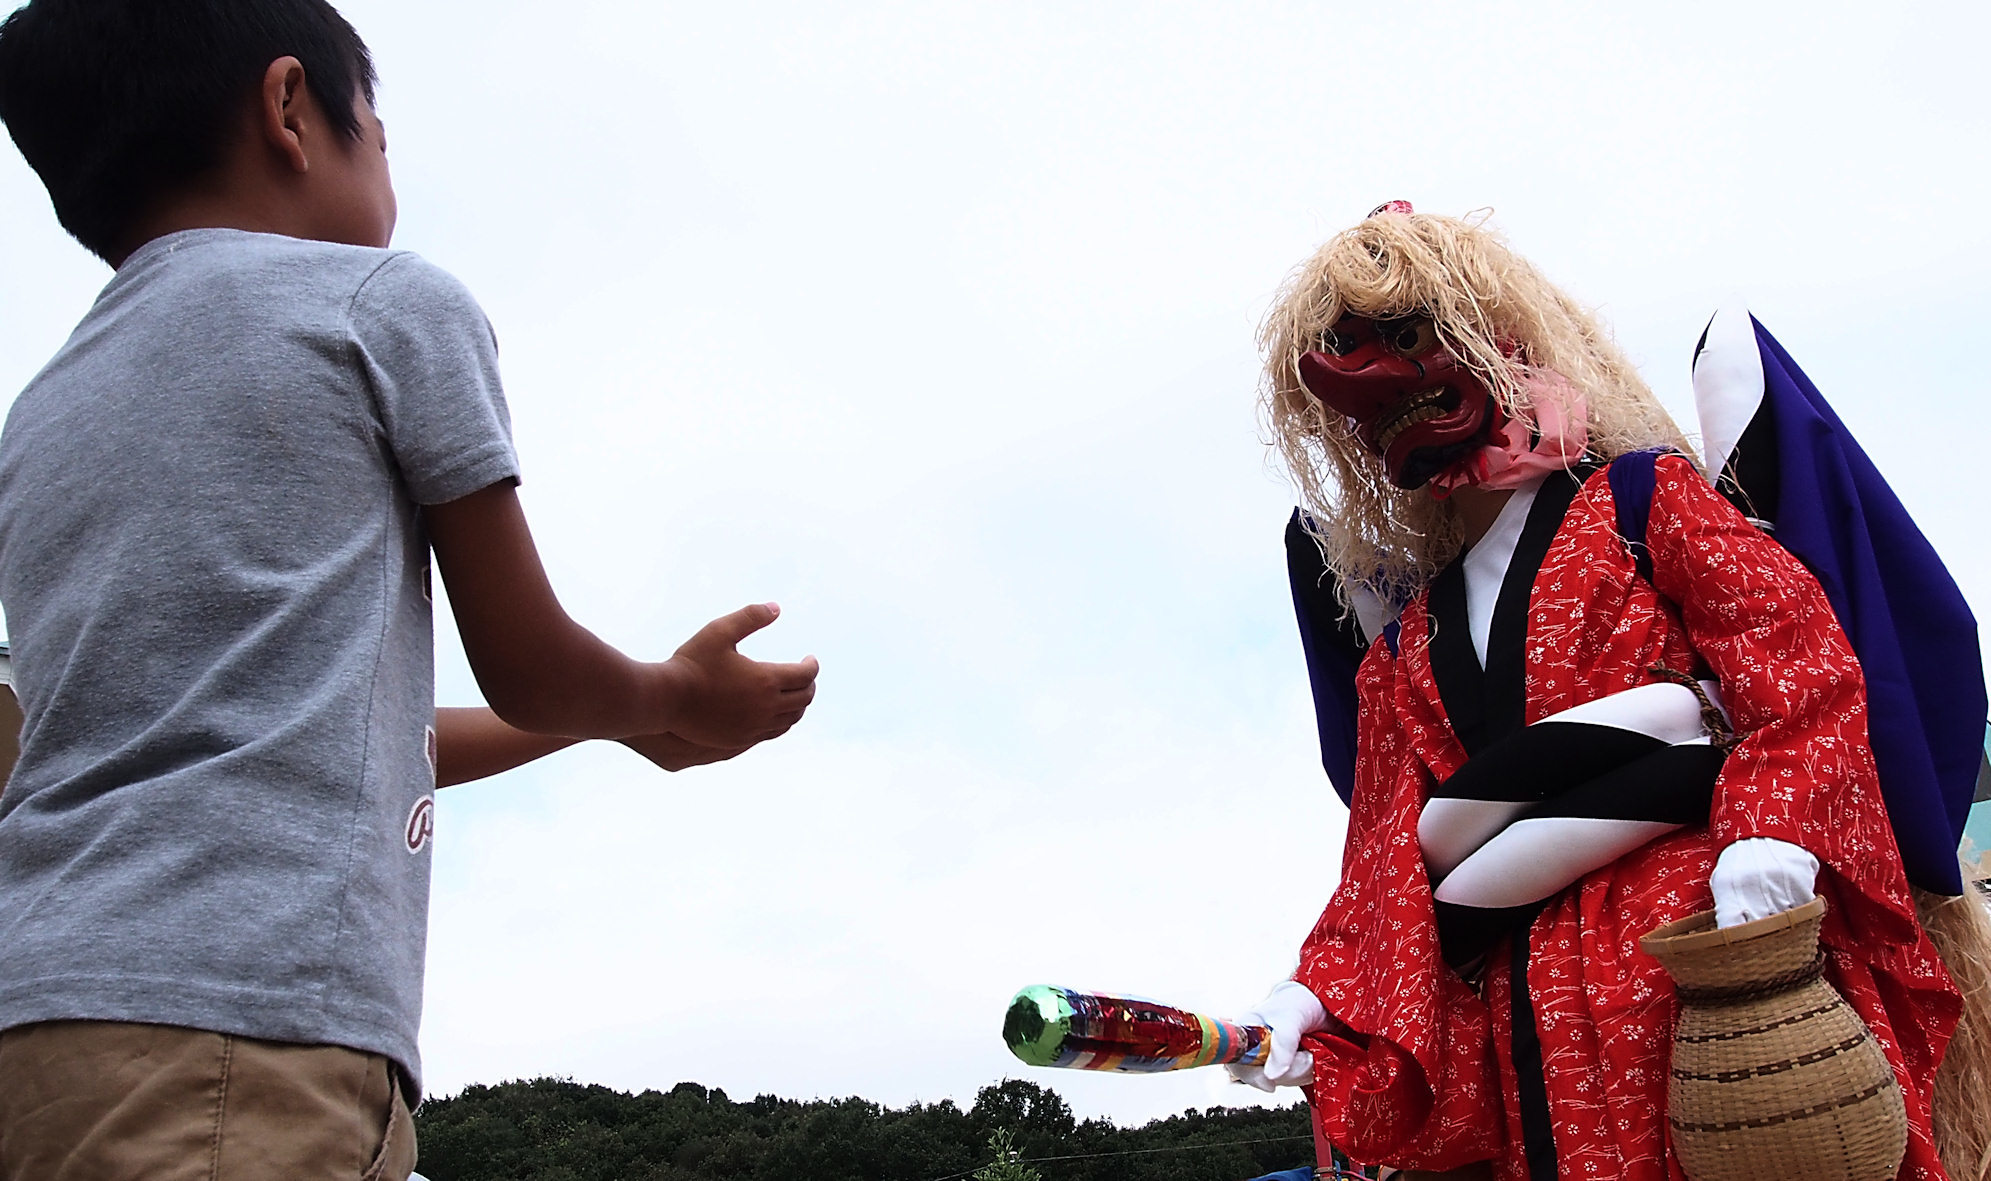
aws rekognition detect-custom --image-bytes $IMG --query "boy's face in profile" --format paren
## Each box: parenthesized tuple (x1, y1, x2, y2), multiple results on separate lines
(311, 90, 396, 249)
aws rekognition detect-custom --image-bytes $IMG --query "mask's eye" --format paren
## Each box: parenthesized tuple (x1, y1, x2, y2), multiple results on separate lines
(1316, 325, 1359, 356)
(1378, 317, 1439, 356)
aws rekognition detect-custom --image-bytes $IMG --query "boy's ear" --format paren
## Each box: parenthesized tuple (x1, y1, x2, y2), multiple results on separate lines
(257, 56, 313, 175)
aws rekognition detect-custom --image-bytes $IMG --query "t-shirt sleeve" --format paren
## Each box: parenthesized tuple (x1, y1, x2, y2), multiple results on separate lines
(348, 253, 521, 505)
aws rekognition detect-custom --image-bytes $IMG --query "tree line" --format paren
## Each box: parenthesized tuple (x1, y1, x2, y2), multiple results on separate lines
(413, 1076, 1313, 1181)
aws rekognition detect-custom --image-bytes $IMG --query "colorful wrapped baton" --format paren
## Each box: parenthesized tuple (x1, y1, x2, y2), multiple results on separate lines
(1002, 985, 1271, 1073)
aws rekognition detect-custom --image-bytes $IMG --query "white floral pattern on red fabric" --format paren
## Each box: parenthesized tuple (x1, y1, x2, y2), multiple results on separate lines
(1293, 458, 1959, 1180)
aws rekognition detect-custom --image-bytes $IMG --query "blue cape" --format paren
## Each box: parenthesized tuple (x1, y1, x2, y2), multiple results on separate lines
(1735, 318, 1984, 894)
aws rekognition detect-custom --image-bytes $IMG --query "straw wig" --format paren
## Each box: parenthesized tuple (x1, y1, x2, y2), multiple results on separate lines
(1260, 208, 1691, 606)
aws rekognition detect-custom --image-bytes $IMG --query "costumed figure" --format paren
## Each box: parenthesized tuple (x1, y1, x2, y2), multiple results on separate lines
(1231, 203, 1991, 1180)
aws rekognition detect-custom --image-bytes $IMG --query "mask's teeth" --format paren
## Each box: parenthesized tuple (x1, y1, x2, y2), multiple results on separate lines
(1376, 400, 1447, 451)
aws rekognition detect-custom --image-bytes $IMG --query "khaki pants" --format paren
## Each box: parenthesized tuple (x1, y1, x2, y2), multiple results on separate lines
(0, 1020, 416, 1181)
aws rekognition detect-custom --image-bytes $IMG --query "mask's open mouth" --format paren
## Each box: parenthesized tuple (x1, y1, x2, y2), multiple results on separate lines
(1394, 434, 1486, 489)
(1371, 386, 1458, 454)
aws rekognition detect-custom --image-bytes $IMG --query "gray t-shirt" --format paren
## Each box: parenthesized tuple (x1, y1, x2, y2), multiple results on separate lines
(0, 228, 519, 1089)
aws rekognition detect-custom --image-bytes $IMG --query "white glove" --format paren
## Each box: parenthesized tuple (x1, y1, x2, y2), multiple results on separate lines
(1225, 980, 1328, 1092)
(1711, 837, 1819, 929)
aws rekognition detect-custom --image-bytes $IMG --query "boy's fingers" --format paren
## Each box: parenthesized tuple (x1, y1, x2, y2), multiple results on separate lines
(697, 602, 782, 648)
(758, 709, 812, 738)
(771, 657, 819, 689)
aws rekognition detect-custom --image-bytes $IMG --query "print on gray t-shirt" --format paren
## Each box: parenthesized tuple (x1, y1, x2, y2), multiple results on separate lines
(0, 229, 521, 1089)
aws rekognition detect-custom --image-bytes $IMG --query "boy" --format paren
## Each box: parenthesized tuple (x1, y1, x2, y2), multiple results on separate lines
(0, 2, 819, 1178)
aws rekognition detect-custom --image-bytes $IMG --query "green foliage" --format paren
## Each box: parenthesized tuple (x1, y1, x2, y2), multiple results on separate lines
(972, 1128, 1042, 1181)
(414, 1076, 1311, 1181)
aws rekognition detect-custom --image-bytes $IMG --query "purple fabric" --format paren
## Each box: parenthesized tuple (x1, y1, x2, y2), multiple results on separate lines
(1750, 318, 1985, 895)
(1607, 448, 1663, 585)
(1287, 510, 1363, 805)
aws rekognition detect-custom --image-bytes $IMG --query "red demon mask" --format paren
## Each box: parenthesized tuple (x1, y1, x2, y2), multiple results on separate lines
(1297, 315, 1507, 490)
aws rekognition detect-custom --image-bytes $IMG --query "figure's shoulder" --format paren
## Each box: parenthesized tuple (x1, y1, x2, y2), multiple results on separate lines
(1572, 449, 1715, 529)
(1643, 450, 1743, 523)
(1650, 450, 1707, 485)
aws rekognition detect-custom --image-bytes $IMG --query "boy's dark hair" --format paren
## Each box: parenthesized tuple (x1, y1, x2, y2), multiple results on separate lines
(0, 0, 376, 262)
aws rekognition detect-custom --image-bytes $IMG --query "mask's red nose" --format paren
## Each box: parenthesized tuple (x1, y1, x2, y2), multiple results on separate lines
(1296, 317, 1505, 489)
(1297, 346, 1426, 424)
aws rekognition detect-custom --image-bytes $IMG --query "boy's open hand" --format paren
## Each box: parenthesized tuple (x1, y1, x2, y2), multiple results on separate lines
(430, 484, 819, 745)
(619, 731, 754, 772)
(662, 603, 818, 750)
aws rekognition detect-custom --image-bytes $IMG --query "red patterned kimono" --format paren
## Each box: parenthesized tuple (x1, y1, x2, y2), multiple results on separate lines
(1295, 455, 1960, 1179)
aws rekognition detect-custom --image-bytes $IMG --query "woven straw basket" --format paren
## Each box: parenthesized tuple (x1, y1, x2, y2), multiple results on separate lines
(1640, 897, 1906, 1181)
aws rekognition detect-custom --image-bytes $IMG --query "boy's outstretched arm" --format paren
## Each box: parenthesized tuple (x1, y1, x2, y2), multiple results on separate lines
(434, 706, 754, 787)
(426, 482, 818, 744)
(434, 706, 576, 786)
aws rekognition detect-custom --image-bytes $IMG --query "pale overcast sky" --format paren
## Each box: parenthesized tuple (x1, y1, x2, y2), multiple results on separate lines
(1, 0, 1987, 1127)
